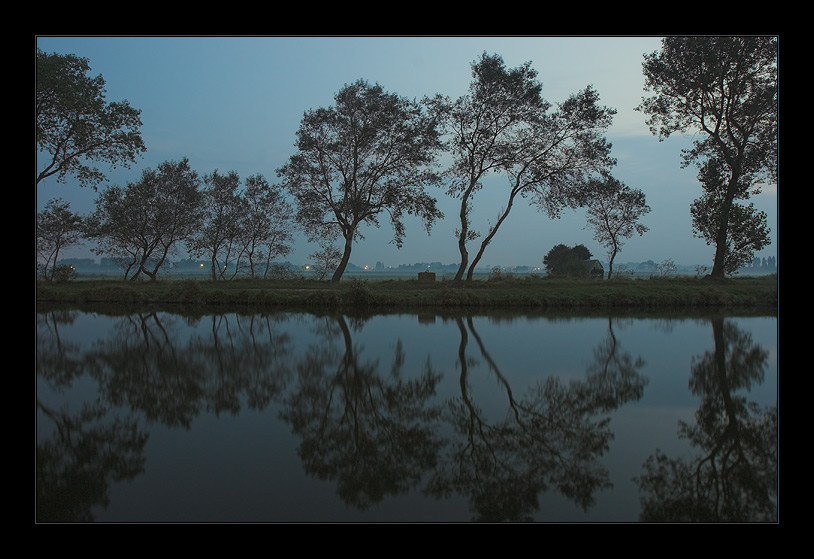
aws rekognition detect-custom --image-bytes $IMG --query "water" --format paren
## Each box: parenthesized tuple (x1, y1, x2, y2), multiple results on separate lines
(35, 308, 778, 523)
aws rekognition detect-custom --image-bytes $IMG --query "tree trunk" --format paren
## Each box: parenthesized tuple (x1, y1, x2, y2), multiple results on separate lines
(466, 191, 517, 281)
(454, 197, 470, 282)
(710, 174, 739, 278)
(332, 234, 354, 283)
(607, 244, 618, 280)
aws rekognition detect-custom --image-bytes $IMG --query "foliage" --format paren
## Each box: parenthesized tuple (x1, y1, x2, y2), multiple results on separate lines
(543, 244, 593, 278)
(277, 79, 444, 283)
(438, 52, 616, 281)
(50, 264, 79, 283)
(85, 158, 203, 281)
(189, 169, 246, 280)
(36, 198, 84, 281)
(188, 171, 295, 280)
(583, 176, 650, 279)
(36, 49, 146, 189)
(243, 174, 294, 279)
(637, 37, 777, 277)
(691, 157, 770, 274)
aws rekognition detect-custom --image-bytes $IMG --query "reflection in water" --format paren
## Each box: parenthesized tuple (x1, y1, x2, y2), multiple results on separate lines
(36, 400, 148, 522)
(635, 317, 778, 522)
(35, 308, 777, 522)
(423, 316, 647, 521)
(280, 315, 443, 510)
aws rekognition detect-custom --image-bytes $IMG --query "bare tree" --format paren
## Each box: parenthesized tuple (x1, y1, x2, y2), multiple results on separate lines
(583, 176, 650, 279)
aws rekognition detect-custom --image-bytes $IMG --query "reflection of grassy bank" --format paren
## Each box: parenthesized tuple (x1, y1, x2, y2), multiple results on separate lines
(36, 274, 778, 312)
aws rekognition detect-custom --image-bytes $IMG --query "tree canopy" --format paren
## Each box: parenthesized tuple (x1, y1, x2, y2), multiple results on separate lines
(36, 49, 146, 189)
(85, 158, 203, 280)
(439, 52, 616, 281)
(583, 176, 650, 279)
(543, 244, 594, 278)
(36, 198, 84, 281)
(277, 79, 444, 283)
(637, 36, 777, 277)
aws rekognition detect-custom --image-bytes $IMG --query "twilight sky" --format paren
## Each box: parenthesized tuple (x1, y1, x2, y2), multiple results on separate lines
(35, 35, 778, 269)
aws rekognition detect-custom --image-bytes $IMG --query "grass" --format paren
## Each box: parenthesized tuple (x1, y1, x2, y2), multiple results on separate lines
(35, 273, 778, 313)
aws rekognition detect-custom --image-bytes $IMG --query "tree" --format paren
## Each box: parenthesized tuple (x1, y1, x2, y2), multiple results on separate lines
(242, 174, 294, 279)
(439, 53, 616, 281)
(543, 244, 593, 278)
(277, 80, 444, 283)
(36, 49, 146, 189)
(637, 36, 777, 277)
(190, 170, 247, 280)
(36, 198, 84, 281)
(86, 158, 203, 280)
(583, 176, 650, 279)
(691, 156, 770, 275)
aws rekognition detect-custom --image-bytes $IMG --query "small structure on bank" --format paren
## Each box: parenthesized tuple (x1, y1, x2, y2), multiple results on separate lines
(418, 271, 436, 282)
(584, 259, 605, 279)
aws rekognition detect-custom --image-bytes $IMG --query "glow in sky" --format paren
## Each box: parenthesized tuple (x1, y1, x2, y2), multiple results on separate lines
(35, 36, 778, 268)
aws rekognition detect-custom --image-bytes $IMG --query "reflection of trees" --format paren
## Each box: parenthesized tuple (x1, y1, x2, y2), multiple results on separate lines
(36, 400, 148, 522)
(80, 312, 293, 428)
(36, 309, 295, 521)
(426, 316, 647, 522)
(584, 318, 647, 409)
(36, 309, 85, 388)
(279, 315, 443, 510)
(636, 317, 777, 522)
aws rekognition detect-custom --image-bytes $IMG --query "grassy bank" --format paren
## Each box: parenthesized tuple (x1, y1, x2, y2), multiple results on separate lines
(35, 274, 778, 313)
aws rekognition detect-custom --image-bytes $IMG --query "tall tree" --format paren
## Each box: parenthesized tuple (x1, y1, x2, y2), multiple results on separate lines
(278, 80, 444, 283)
(439, 53, 546, 281)
(691, 157, 770, 274)
(440, 53, 616, 281)
(583, 176, 650, 279)
(36, 49, 146, 189)
(86, 158, 202, 280)
(637, 36, 777, 277)
(36, 198, 84, 280)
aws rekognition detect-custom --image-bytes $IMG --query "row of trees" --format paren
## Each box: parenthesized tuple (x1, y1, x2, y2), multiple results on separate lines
(36, 39, 777, 282)
(277, 53, 654, 282)
(37, 162, 294, 281)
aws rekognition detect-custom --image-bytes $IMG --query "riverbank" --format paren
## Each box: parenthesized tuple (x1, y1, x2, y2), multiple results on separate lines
(35, 274, 778, 312)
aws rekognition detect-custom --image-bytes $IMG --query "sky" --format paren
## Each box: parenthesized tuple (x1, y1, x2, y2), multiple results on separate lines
(35, 35, 778, 269)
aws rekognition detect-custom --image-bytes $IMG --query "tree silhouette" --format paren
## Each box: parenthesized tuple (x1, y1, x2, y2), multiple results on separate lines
(635, 318, 777, 522)
(279, 315, 443, 509)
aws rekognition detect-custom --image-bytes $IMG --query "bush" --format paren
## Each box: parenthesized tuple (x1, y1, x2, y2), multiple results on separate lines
(51, 265, 78, 283)
(346, 278, 374, 307)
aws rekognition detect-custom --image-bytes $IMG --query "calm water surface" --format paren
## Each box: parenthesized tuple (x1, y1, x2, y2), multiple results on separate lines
(35, 308, 778, 523)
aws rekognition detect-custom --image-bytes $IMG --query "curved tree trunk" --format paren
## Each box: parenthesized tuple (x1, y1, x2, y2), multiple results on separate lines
(710, 174, 740, 278)
(332, 233, 354, 283)
(453, 191, 472, 282)
(466, 191, 518, 281)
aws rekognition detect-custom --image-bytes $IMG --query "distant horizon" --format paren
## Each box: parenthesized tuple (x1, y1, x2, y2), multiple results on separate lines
(55, 253, 779, 272)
